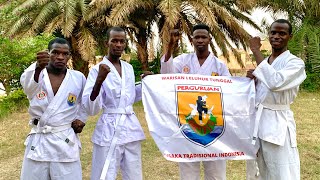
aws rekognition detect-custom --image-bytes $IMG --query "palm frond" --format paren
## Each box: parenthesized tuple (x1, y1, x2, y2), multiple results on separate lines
(60, 0, 78, 37)
(30, 2, 59, 33)
(76, 26, 97, 61)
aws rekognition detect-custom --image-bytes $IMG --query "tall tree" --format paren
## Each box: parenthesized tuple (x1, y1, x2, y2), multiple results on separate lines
(4, 0, 97, 76)
(87, 0, 261, 70)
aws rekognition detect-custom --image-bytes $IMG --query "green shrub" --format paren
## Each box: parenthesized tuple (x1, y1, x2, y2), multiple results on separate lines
(301, 72, 320, 92)
(0, 89, 28, 119)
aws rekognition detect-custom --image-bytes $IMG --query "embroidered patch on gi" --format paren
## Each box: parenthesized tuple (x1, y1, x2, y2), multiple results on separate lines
(182, 65, 190, 74)
(211, 72, 219, 76)
(36, 91, 47, 100)
(67, 93, 77, 106)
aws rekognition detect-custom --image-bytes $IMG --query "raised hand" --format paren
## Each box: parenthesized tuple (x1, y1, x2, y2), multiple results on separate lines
(249, 37, 262, 53)
(36, 50, 50, 69)
(96, 64, 111, 83)
(169, 29, 181, 45)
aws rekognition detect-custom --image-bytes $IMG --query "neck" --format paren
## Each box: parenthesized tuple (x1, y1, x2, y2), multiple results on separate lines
(107, 55, 121, 65)
(196, 51, 210, 60)
(271, 47, 287, 58)
(46, 65, 66, 75)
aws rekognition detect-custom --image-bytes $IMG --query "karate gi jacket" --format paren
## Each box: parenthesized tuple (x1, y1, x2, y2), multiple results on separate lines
(20, 63, 88, 162)
(82, 57, 145, 146)
(253, 50, 306, 146)
(161, 52, 230, 76)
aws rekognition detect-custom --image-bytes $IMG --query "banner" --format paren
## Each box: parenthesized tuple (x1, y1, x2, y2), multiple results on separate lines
(142, 74, 258, 162)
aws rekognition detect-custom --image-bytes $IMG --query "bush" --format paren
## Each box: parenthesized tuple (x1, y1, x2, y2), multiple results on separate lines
(301, 72, 320, 92)
(0, 89, 29, 119)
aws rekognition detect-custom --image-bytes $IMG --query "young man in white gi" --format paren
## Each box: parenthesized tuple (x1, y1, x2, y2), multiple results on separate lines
(161, 24, 230, 180)
(82, 27, 152, 180)
(20, 37, 87, 180)
(247, 19, 306, 180)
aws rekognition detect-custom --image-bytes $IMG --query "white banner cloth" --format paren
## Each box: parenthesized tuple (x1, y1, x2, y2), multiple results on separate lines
(142, 74, 258, 162)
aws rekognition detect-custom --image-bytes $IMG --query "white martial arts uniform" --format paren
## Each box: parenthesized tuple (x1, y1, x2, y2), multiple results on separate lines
(20, 63, 88, 180)
(82, 57, 145, 180)
(252, 50, 306, 180)
(161, 53, 230, 180)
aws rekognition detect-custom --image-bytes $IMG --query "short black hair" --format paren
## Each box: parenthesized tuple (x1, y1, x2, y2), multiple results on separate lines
(271, 19, 292, 34)
(48, 37, 71, 51)
(192, 24, 210, 33)
(106, 26, 126, 41)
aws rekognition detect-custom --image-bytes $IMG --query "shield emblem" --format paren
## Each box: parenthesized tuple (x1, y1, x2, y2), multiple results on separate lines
(67, 93, 77, 106)
(176, 84, 225, 147)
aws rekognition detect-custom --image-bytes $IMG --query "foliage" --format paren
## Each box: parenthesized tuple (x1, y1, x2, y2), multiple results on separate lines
(0, 35, 53, 94)
(88, 0, 261, 70)
(130, 58, 143, 82)
(300, 72, 320, 92)
(130, 52, 161, 82)
(257, 0, 320, 91)
(0, 89, 28, 119)
(2, 0, 96, 75)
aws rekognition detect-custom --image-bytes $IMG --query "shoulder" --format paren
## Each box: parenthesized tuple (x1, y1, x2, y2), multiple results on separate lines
(287, 51, 305, 65)
(69, 69, 86, 78)
(121, 60, 134, 70)
(212, 55, 227, 65)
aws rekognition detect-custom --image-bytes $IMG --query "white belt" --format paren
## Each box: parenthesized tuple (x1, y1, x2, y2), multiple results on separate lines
(30, 124, 71, 134)
(252, 103, 290, 145)
(103, 106, 134, 115)
(100, 106, 133, 180)
(29, 123, 74, 146)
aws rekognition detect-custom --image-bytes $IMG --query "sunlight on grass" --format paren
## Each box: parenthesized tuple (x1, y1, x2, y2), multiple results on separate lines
(0, 91, 319, 180)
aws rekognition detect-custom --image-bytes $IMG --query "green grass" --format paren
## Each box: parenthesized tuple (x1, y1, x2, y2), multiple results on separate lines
(0, 91, 319, 180)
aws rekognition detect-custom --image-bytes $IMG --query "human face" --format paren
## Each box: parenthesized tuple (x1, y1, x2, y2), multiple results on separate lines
(269, 22, 292, 51)
(48, 43, 70, 70)
(106, 30, 126, 58)
(192, 29, 211, 53)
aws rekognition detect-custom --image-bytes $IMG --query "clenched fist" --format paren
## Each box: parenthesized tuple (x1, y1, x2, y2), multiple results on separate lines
(249, 37, 262, 53)
(36, 50, 49, 69)
(169, 29, 181, 45)
(71, 119, 86, 134)
(96, 64, 111, 83)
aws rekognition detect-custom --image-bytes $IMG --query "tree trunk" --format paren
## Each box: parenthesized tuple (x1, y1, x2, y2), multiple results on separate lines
(72, 51, 89, 77)
(136, 29, 149, 71)
(68, 36, 90, 77)
(2, 80, 11, 95)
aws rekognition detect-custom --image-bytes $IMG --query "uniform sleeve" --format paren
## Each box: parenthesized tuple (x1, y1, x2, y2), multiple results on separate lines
(253, 58, 306, 91)
(82, 68, 103, 116)
(160, 54, 185, 74)
(76, 74, 89, 123)
(220, 63, 231, 76)
(134, 83, 142, 102)
(160, 55, 174, 74)
(20, 62, 42, 99)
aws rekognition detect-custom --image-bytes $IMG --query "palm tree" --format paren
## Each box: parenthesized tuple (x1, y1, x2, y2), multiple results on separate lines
(5, 0, 96, 76)
(88, 0, 261, 70)
(256, 0, 320, 91)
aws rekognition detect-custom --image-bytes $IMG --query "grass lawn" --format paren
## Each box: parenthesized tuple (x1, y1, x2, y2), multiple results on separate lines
(0, 91, 319, 180)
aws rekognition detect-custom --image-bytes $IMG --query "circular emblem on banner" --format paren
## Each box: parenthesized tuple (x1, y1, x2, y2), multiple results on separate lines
(182, 65, 190, 74)
(36, 91, 47, 100)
